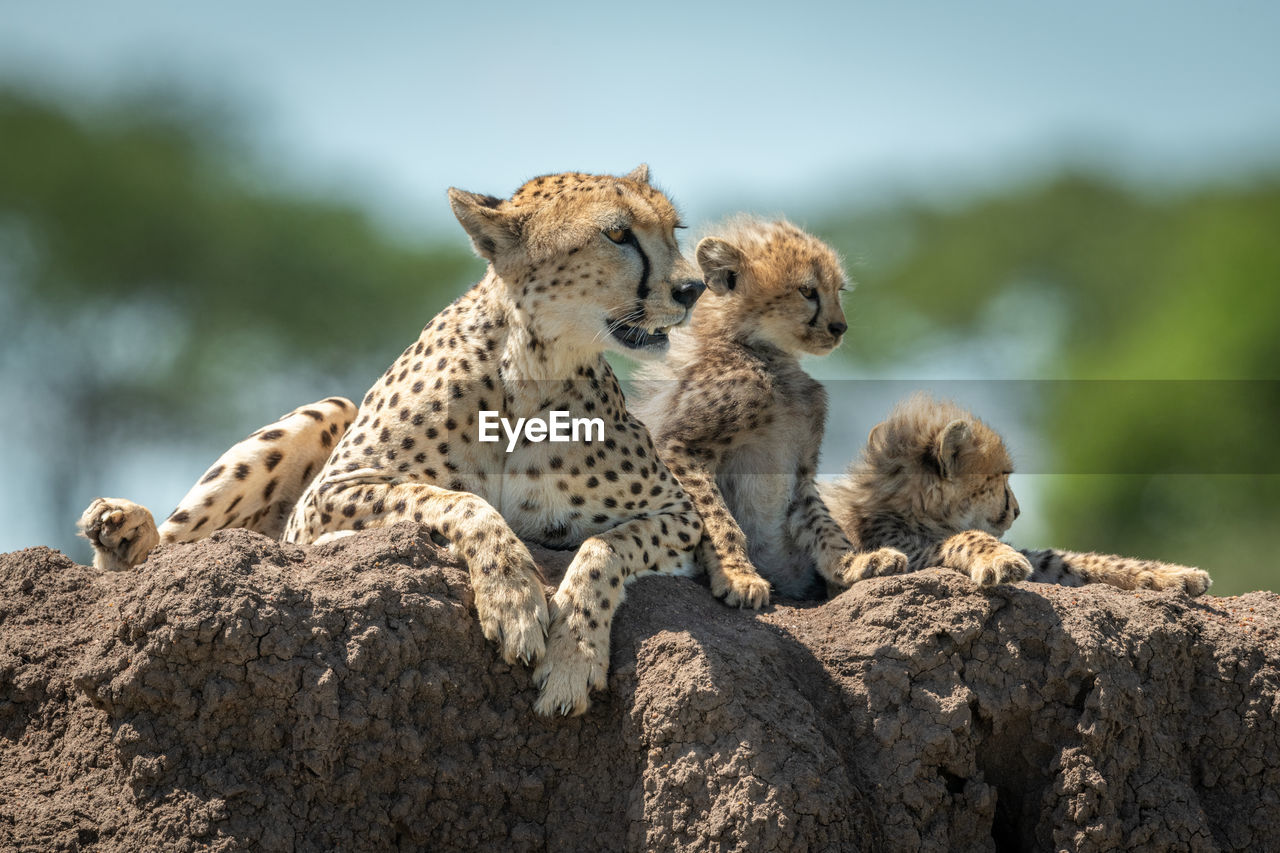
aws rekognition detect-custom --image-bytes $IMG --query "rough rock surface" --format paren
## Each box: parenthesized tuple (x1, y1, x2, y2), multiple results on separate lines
(1, 525, 1277, 852)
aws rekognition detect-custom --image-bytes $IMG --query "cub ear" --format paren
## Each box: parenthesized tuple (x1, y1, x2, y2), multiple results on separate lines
(928, 419, 972, 479)
(695, 237, 744, 295)
(623, 163, 651, 185)
(448, 188, 522, 262)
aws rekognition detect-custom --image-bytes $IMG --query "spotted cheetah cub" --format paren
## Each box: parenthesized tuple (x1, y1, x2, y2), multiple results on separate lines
(821, 395, 1212, 594)
(634, 218, 907, 606)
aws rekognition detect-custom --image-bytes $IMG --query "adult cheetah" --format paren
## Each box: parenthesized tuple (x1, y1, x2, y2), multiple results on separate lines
(80, 166, 707, 716)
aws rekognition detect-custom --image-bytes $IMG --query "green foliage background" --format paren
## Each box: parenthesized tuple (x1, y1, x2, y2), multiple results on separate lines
(2, 89, 1275, 593)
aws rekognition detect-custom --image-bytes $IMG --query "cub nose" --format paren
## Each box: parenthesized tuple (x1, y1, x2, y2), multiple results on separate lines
(672, 278, 706, 308)
(828, 321, 848, 336)
(1013, 506, 1021, 519)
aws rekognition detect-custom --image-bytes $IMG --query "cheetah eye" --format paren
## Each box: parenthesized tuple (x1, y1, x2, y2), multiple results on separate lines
(605, 227, 631, 245)
(799, 285, 818, 301)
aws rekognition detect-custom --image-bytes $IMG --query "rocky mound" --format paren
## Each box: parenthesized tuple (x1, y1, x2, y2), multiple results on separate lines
(1, 525, 1277, 852)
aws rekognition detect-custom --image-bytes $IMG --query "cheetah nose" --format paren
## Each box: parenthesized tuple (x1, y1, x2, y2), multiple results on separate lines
(672, 278, 705, 308)
(828, 321, 848, 336)
(1013, 506, 1021, 519)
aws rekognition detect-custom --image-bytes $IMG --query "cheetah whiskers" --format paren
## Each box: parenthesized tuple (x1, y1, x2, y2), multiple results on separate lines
(596, 304, 650, 347)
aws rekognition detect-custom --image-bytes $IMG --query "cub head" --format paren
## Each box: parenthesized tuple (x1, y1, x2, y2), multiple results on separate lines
(693, 218, 849, 356)
(448, 165, 704, 359)
(858, 395, 1020, 535)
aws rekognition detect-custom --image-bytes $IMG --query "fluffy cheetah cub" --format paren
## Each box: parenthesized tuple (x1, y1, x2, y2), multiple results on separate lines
(821, 395, 1212, 594)
(634, 218, 907, 606)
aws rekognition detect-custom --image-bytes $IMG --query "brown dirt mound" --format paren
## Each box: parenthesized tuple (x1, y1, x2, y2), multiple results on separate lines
(1, 525, 1277, 852)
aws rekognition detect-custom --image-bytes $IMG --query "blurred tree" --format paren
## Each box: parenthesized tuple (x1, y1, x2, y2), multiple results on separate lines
(0, 88, 476, 554)
(820, 175, 1280, 593)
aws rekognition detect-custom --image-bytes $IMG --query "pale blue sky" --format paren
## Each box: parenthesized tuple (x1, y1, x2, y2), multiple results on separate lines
(2, 1, 1277, 233)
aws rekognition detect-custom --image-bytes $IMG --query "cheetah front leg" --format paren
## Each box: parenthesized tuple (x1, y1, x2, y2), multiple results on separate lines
(937, 530, 1032, 586)
(287, 480, 549, 666)
(77, 397, 354, 570)
(785, 466, 907, 589)
(660, 442, 771, 609)
(1022, 548, 1211, 596)
(532, 508, 702, 716)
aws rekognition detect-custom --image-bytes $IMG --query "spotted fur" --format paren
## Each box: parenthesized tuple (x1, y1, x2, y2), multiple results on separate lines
(78, 397, 356, 571)
(821, 395, 1212, 595)
(79, 166, 708, 716)
(634, 218, 908, 605)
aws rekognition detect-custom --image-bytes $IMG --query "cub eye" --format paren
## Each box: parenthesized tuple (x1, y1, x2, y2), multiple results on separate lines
(799, 285, 818, 301)
(605, 227, 631, 244)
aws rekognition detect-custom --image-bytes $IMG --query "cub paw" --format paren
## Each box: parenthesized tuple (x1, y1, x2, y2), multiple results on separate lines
(473, 554, 549, 667)
(77, 498, 159, 571)
(971, 547, 1032, 586)
(531, 616, 607, 717)
(710, 560, 771, 609)
(839, 547, 910, 585)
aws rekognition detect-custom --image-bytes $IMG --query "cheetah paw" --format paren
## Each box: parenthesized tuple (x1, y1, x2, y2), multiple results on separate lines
(971, 548, 1032, 586)
(312, 530, 358, 546)
(77, 498, 160, 572)
(710, 561, 771, 609)
(473, 557, 549, 667)
(531, 617, 606, 717)
(839, 547, 910, 585)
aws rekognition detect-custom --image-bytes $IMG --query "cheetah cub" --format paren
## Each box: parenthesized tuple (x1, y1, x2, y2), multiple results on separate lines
(634, 218, 907, 606)
(821, 395, 1212, 594)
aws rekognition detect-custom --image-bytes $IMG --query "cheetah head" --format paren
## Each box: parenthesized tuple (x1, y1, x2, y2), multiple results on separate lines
(859, 395, 1020, 535)
(448, 165, 704, 359)
(693, 218, 850, 356)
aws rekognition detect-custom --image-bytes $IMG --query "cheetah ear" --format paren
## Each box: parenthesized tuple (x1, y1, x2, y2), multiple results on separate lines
(929, 419, 972, 480)
(448, 188, 522, 262)
(695, 237, 744, 295)
(623, 164, 651, 185)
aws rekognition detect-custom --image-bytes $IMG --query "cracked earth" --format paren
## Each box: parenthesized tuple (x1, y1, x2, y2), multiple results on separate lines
(2, 525, 1278, 851)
